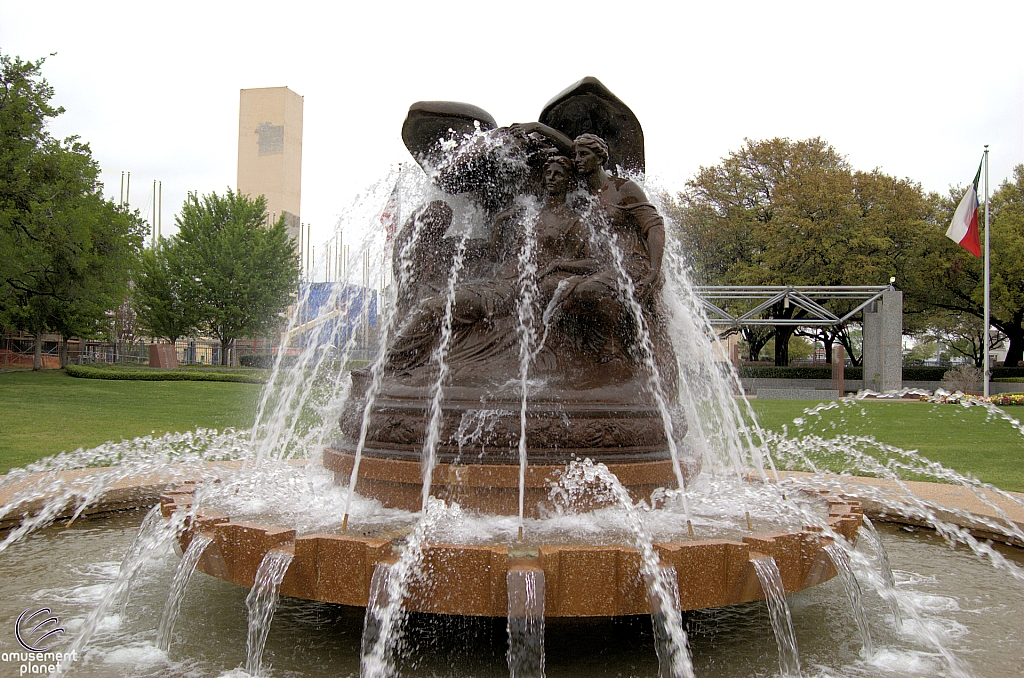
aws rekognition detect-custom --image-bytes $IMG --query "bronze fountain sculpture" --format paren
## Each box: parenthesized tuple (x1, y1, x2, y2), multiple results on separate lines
(330, 77, 694, 518)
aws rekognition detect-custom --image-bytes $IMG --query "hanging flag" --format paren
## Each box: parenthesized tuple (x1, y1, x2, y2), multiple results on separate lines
(945, 162, 983, 257)
(380, 183, 400, 243)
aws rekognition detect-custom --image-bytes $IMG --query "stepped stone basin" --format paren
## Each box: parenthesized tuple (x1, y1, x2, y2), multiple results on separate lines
(160, 484, 861, 617)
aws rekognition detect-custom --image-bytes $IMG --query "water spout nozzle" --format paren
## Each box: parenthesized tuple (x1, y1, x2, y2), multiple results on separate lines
(342, 514, 349, 533)
(746, 511, 753, 531)
(517, 524, 524, 542)
(686, 520, 695, 539)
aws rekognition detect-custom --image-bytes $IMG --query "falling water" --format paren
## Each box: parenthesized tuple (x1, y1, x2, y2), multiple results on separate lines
(583, 207, 694, 533)
(556, 460, 695, 678)
(646, 565, 685, 678)
(0, 428, 243, 556)
(244, 549, 295, 677)
(250, 279, 361, 466)
(648, 192, 778, 483)
(824, 541, 874, 655)
(360, 499, 452, 678)
(420, 231, 471, 510)
(779, 419, 1024, 678)
(249, 171, 409, 470)
(54, 505, 185, 676)
(246, 280, 317, 465)
(751, 555, 801, 678)
(860, 515, 903, 626)
(507, 568, 545, 678)
(361, 562, 393, 675)
(156, 532, 213, 652)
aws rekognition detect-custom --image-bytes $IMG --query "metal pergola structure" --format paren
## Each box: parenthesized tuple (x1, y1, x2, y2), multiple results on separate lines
(693, 285, 892, 328)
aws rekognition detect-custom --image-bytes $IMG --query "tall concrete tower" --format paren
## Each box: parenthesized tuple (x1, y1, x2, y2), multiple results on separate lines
(237, 87, 303, 242)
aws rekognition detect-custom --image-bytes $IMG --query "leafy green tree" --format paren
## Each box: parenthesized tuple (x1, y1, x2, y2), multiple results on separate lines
(738, 326, 773, 362)
(0, 53, 61, 339)
(173, 189, 298, 365)
(903, 165, 1024, 366)
(133, 242, 196, 345)
(918, 311, 1005, 368)
(669, 137, 930, 366)
(1, 52, 145, 368)
(904, 336, 937, 365)
(761, 334, 815, 362)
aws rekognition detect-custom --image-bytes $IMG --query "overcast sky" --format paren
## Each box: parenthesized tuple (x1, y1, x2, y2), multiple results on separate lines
(2, 1, 1022, 250)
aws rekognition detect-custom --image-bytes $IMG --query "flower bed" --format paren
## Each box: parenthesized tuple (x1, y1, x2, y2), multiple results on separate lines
(919, 391, 1024, 406)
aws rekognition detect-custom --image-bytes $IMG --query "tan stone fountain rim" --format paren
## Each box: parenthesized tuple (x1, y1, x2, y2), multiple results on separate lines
(157, 481, 863, 617)
(0, 461, 250, 531)
(776, 470, 1024, 548)
(2, 463, 1020, 546)
(7, 460, 1019, 614)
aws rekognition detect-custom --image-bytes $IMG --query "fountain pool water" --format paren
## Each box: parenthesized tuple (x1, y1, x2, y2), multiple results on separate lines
(0, 510, 1021, 677)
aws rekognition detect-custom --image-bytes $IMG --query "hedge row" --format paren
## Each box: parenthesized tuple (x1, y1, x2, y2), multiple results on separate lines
(239, 354, 371, 371)
(739, 366, 862, 380)
(739, 365, 1024, 380)
(88, 362, 249, 374)
(65, 364, 268, 383)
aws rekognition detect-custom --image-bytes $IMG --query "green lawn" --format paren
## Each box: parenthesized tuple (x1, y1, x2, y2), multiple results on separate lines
(0, 369, 261, 472)
(3, 371, 1023, 493)
(748, 399, 1024, 492)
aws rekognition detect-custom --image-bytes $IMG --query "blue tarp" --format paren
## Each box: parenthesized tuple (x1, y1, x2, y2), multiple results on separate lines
(295, 282, 378, 348)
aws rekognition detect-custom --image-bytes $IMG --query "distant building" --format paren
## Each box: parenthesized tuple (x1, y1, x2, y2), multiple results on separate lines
(237, 86, 303, 242)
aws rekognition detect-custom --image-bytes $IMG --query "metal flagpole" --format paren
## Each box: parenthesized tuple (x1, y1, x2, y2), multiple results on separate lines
(983, 145, 991, 397)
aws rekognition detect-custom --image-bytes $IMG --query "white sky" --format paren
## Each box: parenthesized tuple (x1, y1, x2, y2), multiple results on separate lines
(2, 1, 1022, 250)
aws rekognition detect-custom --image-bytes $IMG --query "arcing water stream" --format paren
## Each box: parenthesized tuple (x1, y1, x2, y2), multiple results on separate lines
(244, 550, 294, 676)
(156, 533, 212, 652)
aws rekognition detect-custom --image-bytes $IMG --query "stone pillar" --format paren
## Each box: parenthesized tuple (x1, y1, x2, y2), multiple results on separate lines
(831, 345, 845, 395)
(862, 289, 902, 392)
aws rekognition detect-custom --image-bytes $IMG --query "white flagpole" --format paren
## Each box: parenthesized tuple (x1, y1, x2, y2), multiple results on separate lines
(983, 145, 991, 397)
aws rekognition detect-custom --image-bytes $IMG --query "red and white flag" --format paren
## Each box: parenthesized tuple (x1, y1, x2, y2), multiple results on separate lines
(380, 183, 400, 243)
(945, 162, 982, 257)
